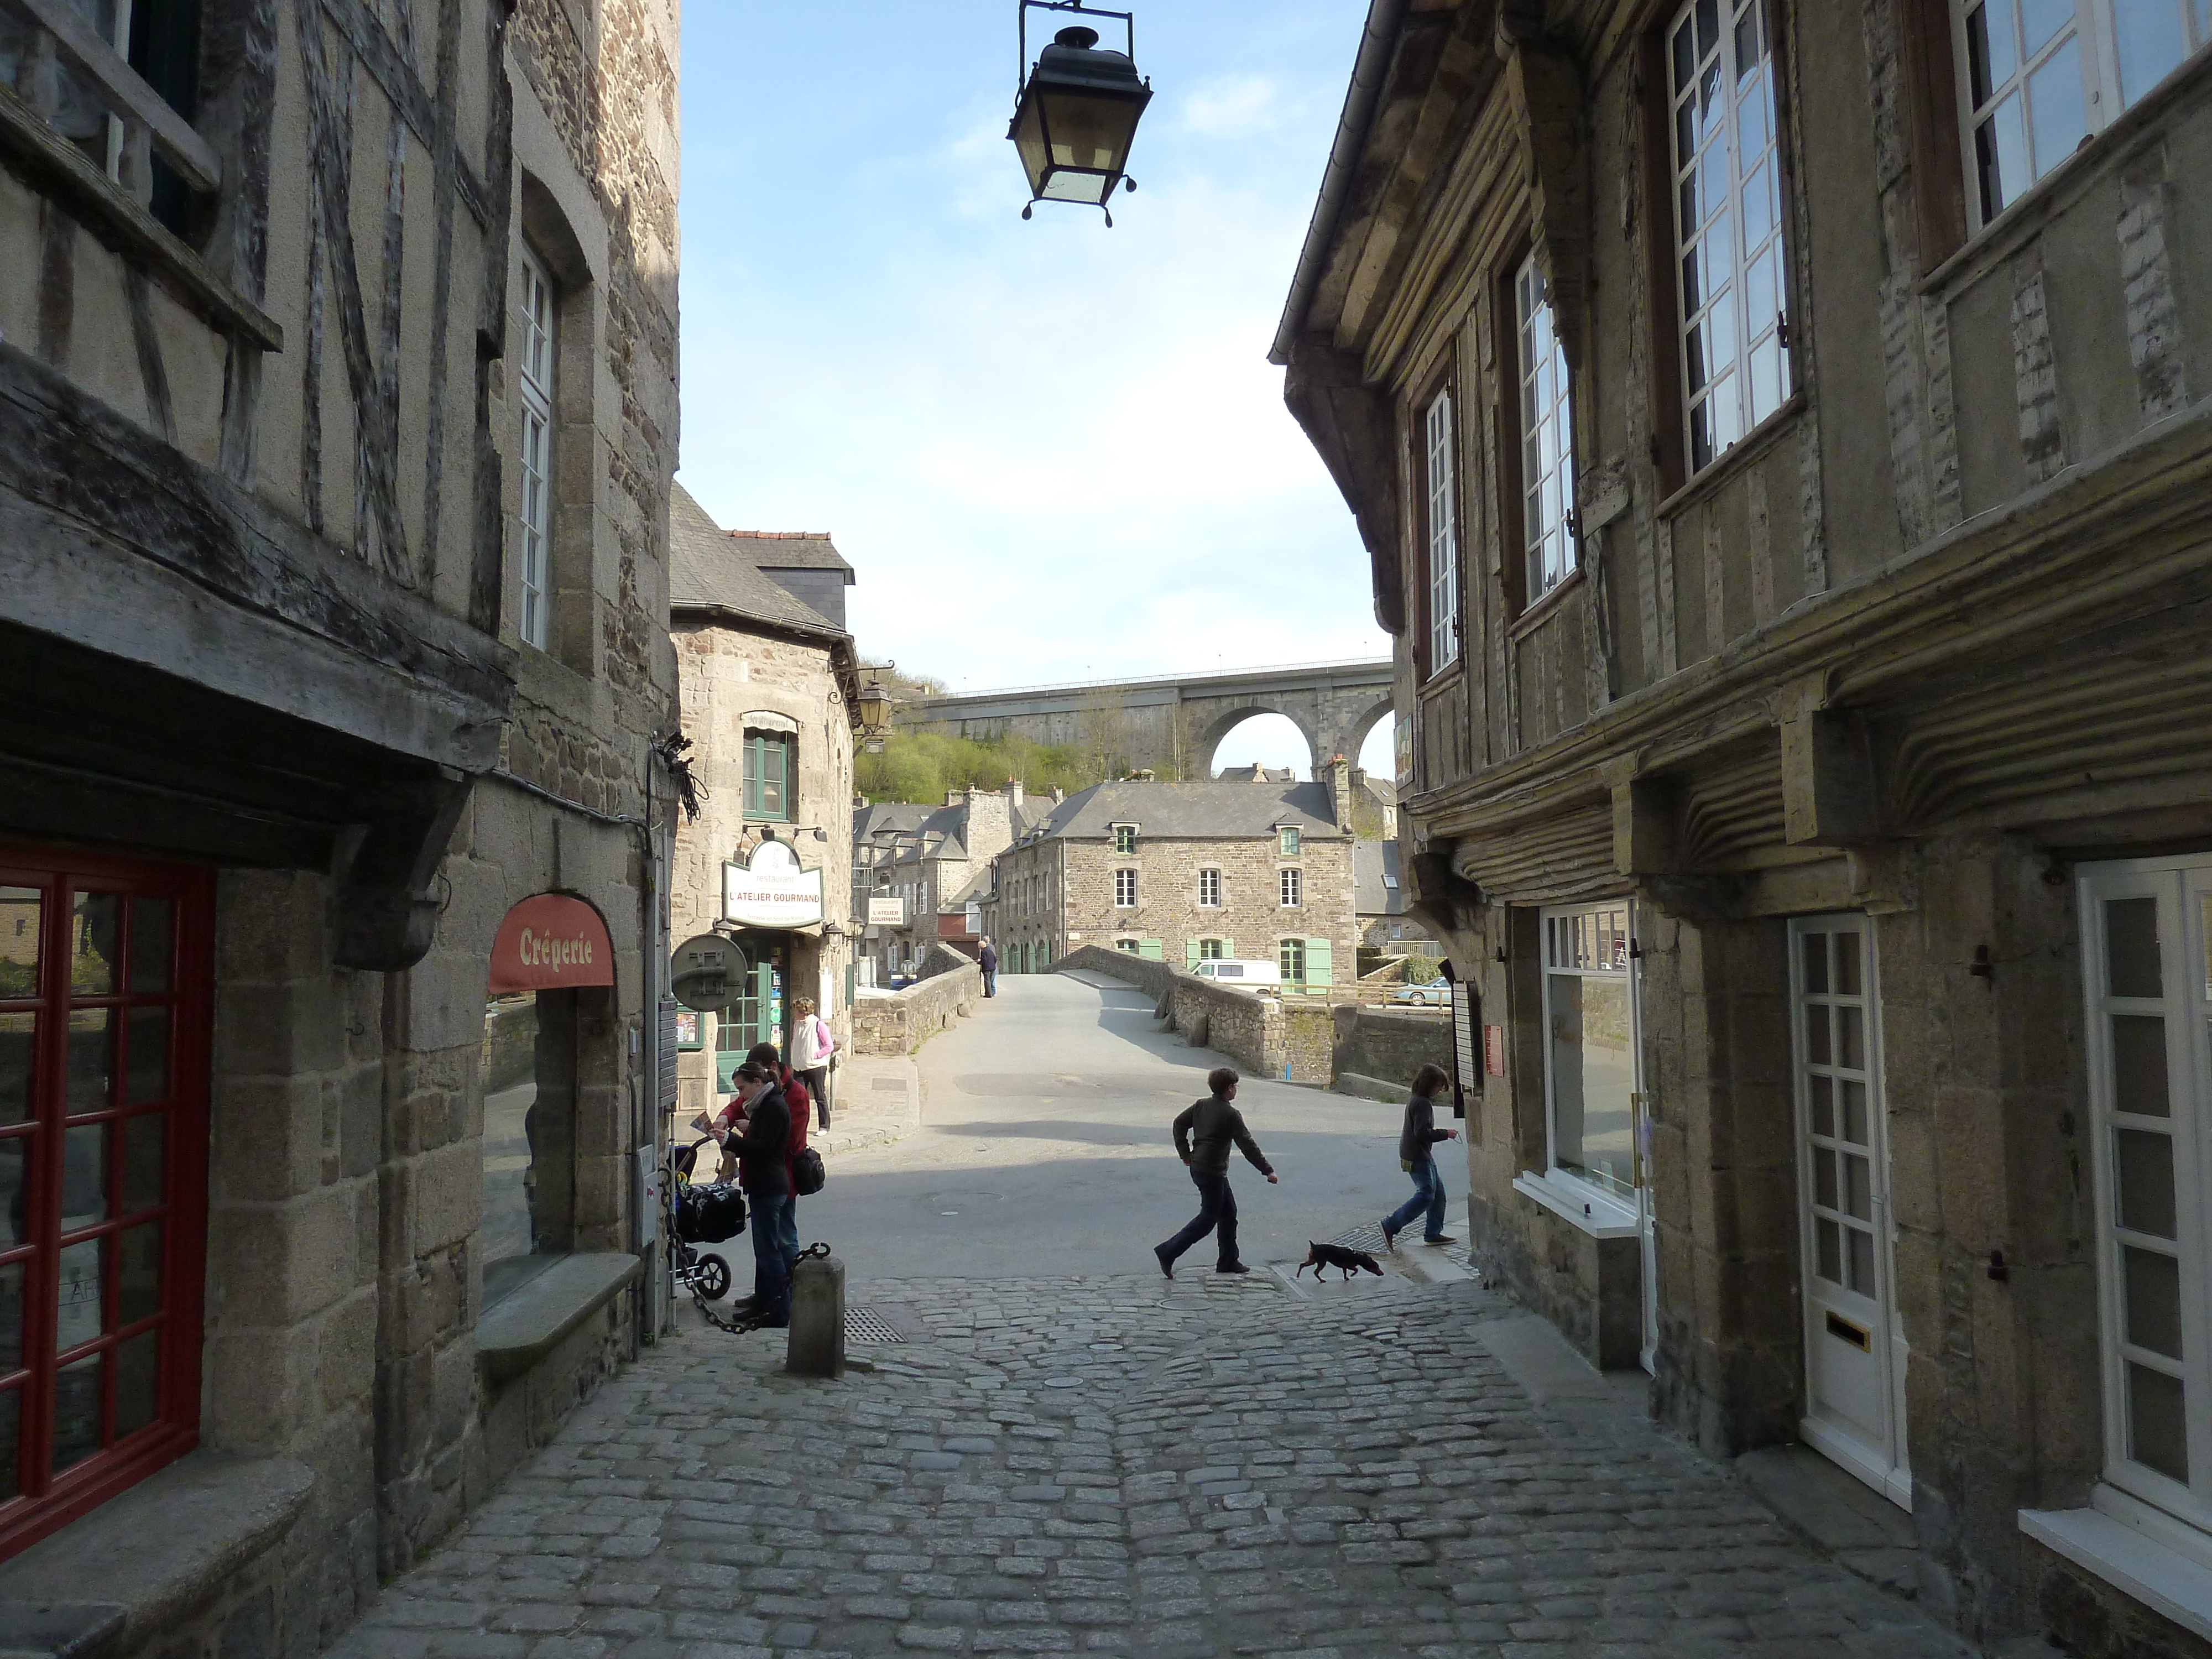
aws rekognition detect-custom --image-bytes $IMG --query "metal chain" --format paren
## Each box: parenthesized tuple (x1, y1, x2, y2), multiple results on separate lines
(679, 1238, 834, 1335)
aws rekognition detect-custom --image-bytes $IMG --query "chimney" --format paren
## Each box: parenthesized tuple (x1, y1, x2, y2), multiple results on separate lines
(945, 789, 963, 807)
(1005, 776, 1024, 808)
(1329, 753, 1353, 831)
(1051, 786, 1064, 804)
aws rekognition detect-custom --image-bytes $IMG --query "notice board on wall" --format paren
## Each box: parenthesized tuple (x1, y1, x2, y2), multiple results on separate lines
(1448, 978, 1478, 1129)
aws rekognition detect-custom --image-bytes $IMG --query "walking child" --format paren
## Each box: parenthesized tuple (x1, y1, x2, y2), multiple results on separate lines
(1155, 1067, 1277, 1277)
(1380, 1062, 1459, 1249)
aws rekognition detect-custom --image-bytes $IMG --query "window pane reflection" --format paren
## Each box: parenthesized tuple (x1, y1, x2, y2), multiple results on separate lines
(126, 1006, 169, 1104)
(115, 1331, 157, 1439)
(2107, 896, 2163, 998)
(55, 1239, 102, 1353)
(52, 1354, 101, 1473)
(2117, 1128, 2178, 1239)
(1550, 972, 1636, 1196)
(0, 889, 38, 997)
(2128, 1362, 2189, 1484)
(60, 1123, 107, 1231)
(66, 1009, 111, 1113)
(2112, 1015, 2172, 1117)
(2125, 1245, 2184, 1360)
(70, 893, 118, 996)
(0, 1136, 23, 1247)
(122, 1113, 165, 1215)
(118, 1221, 161, 1328)
(128, 898, 171, 994)
(0, 1014, 30, 1126)
(0, 1261, 20, 1371)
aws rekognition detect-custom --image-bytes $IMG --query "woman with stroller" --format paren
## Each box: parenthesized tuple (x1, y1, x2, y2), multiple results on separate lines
(725, 1061, 796, 1326)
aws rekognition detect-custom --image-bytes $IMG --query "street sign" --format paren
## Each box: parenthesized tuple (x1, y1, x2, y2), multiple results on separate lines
(670, 932, 745, 1011)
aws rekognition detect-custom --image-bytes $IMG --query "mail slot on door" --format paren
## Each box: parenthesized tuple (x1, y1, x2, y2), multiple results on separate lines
(1825, 1311, 1871, 1351)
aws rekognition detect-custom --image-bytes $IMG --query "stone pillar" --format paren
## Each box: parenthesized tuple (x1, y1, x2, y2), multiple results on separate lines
(787, 1252, 846, 1378)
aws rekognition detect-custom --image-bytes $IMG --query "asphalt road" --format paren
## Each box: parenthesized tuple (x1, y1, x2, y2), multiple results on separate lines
(796, 971, 1443, 1282)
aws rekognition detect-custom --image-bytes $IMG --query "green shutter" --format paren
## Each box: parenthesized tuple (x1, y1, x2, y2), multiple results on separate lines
(1185, 940, 1202, 969)
(1140, 938, 1164, 961)
(1306, 938, 1333, 986)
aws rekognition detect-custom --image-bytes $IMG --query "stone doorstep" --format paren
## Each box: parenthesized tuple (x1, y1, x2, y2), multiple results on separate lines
(1736, 1444, 1927, 1601)
(0, 1451, 314, 1658)
(475, 1251, 641, 1387)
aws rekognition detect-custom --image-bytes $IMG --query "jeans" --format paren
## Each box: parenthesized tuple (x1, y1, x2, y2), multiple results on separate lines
(747, 1190, 796, 1323)
(983, 970, 997, 997)
(1385, 1155, 1448, 1241)
(799, 1066, 831, 1128)
(1157, 1169, 1239, 1269)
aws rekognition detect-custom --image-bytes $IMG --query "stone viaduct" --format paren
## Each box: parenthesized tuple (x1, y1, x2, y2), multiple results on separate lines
(899, 660, 1394, 780)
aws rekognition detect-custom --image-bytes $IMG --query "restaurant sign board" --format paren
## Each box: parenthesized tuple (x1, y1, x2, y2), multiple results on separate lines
(488, 894, 615, 994)
(722, 838, 825, 929)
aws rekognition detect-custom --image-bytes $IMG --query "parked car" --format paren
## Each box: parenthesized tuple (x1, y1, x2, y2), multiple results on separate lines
(1393, 976, 1451, 1006)
(1193, 958, 1282, 988)
(886, 973, 915, 989)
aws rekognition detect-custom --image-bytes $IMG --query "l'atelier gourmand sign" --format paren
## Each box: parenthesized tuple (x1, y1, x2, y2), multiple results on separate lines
(488, 894, 616, 993)
(722, 838, 825, 928)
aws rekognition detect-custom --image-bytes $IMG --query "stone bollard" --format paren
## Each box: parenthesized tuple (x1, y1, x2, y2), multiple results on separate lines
(786, 1251, 846, 1379)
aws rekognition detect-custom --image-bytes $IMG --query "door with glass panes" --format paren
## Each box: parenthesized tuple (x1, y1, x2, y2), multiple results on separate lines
(1790, 915, 1910, 1508)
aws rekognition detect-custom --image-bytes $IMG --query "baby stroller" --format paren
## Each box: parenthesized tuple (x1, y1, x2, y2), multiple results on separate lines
(666, 1135, 746, 1301)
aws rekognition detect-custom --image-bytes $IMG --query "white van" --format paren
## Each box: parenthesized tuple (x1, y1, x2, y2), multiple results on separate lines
(1192, 958, 1282, 988)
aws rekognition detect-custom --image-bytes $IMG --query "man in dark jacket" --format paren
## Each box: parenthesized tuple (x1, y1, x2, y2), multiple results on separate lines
(1381, 1062, 1460, 1248)
(1155, 1067, 1276, 1277)
(979, 937, 998, 996)
(730, 1062, 795, 1325)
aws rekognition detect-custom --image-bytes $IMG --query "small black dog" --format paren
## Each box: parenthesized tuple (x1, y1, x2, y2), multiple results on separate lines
(1296, 1241, 1384, 1281)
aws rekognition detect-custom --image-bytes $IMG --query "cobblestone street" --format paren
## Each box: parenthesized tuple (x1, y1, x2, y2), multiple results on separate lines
(331, 1269, 1985, 1659)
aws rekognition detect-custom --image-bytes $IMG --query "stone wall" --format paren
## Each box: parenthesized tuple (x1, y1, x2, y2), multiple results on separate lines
(1330, 1005, 1453, 1095)
(852, 950, 983, 1055)
(1051, 946, 1333, 1084)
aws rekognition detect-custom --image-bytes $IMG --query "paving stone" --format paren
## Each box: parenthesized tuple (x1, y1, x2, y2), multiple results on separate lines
(324, 1274, 1989, 1659)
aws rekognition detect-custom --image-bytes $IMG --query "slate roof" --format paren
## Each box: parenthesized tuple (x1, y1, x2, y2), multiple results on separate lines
(730, 532, 855, 578)
(1354, 839, 1406, 916)
(667, 485, 847, 636)
(1016, 778, 1347, 843)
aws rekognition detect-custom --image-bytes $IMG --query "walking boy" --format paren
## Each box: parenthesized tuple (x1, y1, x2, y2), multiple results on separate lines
(1155, 1067, 1276, 1276)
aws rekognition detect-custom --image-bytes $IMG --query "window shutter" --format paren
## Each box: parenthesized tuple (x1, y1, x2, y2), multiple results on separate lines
(1139, 938, 1164, 961)
(1306, 938, 1334, 986)
(1185, 940, 1202, 969)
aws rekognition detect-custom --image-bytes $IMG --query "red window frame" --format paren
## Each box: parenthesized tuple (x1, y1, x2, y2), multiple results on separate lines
(0, 843, 210, 1562)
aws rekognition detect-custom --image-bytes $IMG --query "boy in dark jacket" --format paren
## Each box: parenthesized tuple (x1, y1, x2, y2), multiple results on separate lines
(729, 1062, 796, 1325)
(1155, 1067, 1277, 1277)
(1381, 1063, 1460, 1249)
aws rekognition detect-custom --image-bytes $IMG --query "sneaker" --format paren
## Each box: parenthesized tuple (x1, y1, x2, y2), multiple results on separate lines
(1380, 1220, 1399, 1250)
(1154, 1246, 1173, 1279)
(1421, 1235, 1454, 1246)
(1215, 1262, 1251, 1275)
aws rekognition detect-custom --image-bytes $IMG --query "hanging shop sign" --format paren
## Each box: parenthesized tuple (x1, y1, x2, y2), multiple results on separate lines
(722, 838, 825, 930)
(670, 932, 747, 1012)
(488, 894, 616, 994)
(867, 897, 905, 927)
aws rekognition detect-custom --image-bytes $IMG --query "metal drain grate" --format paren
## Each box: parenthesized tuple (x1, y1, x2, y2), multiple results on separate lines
(1329, 1223, 1389, 1255)
(846, 1307, 906, 1344)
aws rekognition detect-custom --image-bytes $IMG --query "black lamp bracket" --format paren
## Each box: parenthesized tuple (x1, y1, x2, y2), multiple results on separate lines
(1018, 0, 1136, 91)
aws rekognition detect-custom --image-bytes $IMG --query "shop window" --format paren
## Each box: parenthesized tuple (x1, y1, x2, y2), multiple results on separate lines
(744, 731, 794, 821)
(1540, 901, 1640, 1202)
(0, 847, 208, 1561)
(515, 246, 556, 651)
(1666, 0, 1791, 473)
(1198, 869, 1222, 907)
(1957, 1, 2211, 226)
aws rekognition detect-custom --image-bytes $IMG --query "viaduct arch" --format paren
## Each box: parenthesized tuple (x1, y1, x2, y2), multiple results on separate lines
(899, 659, 1394, 781)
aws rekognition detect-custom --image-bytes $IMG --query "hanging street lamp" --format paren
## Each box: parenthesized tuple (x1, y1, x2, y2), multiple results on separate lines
(1009, 2, 1152, 226)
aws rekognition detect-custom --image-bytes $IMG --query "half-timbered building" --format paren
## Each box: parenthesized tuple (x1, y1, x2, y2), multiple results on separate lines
(0, 0, 679, 1645)
(1279, 2, 2212, 1651)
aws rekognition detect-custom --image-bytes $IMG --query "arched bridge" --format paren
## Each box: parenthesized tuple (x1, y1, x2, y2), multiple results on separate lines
(900, 659, 1394, 780)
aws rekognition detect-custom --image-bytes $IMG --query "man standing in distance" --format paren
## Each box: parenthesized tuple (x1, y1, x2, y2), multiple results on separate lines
(979, 936, 999, 997)
(1155, 1067, 1276, 1277)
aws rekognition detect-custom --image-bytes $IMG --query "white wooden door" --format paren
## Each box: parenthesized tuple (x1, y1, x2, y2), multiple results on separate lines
(1790, 914, 1911, 1508)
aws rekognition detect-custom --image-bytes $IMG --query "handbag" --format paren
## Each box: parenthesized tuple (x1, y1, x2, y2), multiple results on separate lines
(677, 1181, 747, 1243)
(792, 1146, 826, 1196)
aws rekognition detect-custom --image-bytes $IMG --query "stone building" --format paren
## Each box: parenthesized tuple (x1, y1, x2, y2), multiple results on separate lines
(1277, 1, 2212, 1651)
(0, 0, 677, 1647)
(989, 770, 1360, 989)
(666, 488, 857, 1129)
(853, 786, 1029, 982)
(1355, 840, 1438, 958)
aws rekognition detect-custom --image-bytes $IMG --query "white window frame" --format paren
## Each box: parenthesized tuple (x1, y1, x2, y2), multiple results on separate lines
(1113, 868, 1138, 909)
(1423, 388, 1460, 675)
(1515, 254, 1577, 604)
(1197, 869, 1222, 908)
(1667, 0, 1791, 476)
(1279, 868, 1302, 909)
(515, 246, 556, 651)
(1954, 1, 2211, 229)
(1525, 900, 1642, 1227)
(2073, 856, 2212, 1551)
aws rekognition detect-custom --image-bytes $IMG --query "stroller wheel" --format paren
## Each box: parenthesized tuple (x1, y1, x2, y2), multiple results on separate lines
(696, 1253, 731, 1301)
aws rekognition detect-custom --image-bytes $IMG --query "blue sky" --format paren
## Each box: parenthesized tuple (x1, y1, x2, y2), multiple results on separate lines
(675, 2, 1392, 774)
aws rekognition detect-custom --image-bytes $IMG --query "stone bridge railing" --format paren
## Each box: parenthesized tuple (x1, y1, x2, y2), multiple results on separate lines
(1051, 946, 1335, 1083)
(852, 943, 982, 1055)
